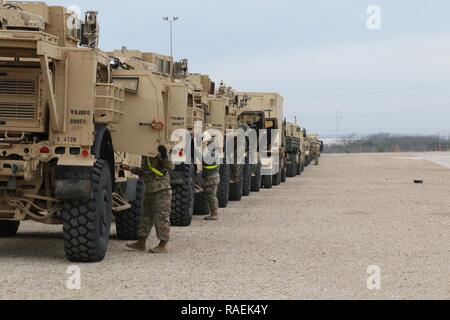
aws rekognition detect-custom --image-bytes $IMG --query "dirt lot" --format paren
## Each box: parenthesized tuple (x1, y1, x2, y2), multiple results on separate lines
(0, 153, 449, 300)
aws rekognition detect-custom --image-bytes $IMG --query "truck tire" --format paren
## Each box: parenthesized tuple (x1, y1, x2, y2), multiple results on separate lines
(217, 164, 230, 208)
(250, 163, 262, 192)
(229, 165, 243, 201)
(242, 163, 252, 197)
(116, 179, 144, 241)
(281, 158, 287, 183)
(171, 165, 194, 227)
(0, 220, 20, 237)
(296, 159, 302, 175)
(272, 170, 281, 186)
(62, 160, 112, 263)
(287, 154, 297, 178)
(263, 174, 273, 189)
(194, 192, 210, 216)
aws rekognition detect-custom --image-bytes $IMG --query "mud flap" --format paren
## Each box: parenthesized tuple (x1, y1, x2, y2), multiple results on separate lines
(55, 166, 92, 200)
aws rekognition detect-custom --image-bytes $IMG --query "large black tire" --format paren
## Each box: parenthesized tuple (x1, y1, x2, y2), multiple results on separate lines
(0, 220, 19, 237)
(194, 191, 210, 216)
(280, 156, 287, 183)
(263, 174, 273, 189)
(272, 170, 281, 186)
(287, 154, 297, 178)
(217, 164, 230, 208)
(242, 163, 252, 197)
(296, 157, 302, 175)
(229, 165, 243, 201)
(116, 179, 144, 241)
(171, 164, 194, 227)
(62, 160, 112, 263)
(250, 163, 262, 192)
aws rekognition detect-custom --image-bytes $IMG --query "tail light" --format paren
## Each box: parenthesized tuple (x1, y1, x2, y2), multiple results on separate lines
(40, 146, 50, 154)
(81, 149, 90, 158)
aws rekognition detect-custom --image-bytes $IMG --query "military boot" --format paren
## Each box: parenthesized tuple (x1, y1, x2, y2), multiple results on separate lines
(149, 241, 169, 254)
(126, 237, 147, 251)
(204, 209, 219, 221)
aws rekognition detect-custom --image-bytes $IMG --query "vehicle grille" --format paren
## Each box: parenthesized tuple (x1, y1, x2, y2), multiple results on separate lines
(0, 79, 36, 96)
(0, 102, 36, 119)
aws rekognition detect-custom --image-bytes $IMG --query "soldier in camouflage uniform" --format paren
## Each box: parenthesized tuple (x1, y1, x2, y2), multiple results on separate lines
(125, 145, 174, 254)
(203, 164, 220, 221)
(203, 137, 221, 221)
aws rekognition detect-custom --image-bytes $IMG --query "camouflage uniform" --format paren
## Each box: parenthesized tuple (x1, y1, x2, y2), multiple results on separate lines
(202, 154, 220, 219)
(131, 155, 174, 242)
(203, 169, 220, 215)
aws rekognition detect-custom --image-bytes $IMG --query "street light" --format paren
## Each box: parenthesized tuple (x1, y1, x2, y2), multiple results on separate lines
(162, 16, 179, 58)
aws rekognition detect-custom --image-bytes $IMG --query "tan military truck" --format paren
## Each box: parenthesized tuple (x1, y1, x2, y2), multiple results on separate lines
(108, 51, 251, 219)
(298, 127, 307, 173)
(237, 92, 286, 189)
(0, 2, 186, 262)
(308, 134, 322, 165)
(285, 122, 302, 177)
(109, 48, 205, 227)
(305, 133, 322, 166)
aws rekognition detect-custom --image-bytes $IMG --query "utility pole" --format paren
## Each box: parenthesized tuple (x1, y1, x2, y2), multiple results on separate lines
(163, 16, 179, 57)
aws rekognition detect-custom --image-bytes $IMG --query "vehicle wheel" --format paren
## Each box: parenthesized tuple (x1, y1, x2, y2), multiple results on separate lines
(272, 170, 281, 186)
(229, 165, 243, 201)
(0, 220, 20, 237)
(263, 173, 273, 189)
(171, 164, 194, 227)
(281, 164, 287, 183)
(242, 163, 252, 196)
(62, 160, 112, 263)
(296, 157, 302, 175)
(287, 154, 297, 178)
(217, 164, 230, 208)
(251, 163, 262, 192)
(194, 191, 210, 216)
(116, 179, 144, 241)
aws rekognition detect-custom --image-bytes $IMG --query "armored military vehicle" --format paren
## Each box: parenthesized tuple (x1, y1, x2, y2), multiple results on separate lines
(109, 48, 205, 227)
(237, 92, 286, 189)
(285, 122, 302, 177)
(0, 2, 184, 262)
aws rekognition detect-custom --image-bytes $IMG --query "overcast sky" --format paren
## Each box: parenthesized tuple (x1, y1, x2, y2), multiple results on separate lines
(43, 0, 450, 136)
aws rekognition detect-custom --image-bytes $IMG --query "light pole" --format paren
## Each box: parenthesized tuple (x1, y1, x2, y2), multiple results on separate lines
(163, 16, 179, 57)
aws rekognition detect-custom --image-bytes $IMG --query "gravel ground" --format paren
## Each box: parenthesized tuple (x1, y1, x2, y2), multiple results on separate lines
(0, 153, 449, 300)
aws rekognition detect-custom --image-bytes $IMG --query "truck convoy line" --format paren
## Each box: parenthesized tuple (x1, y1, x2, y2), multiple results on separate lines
(0, 1, 323, 262)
